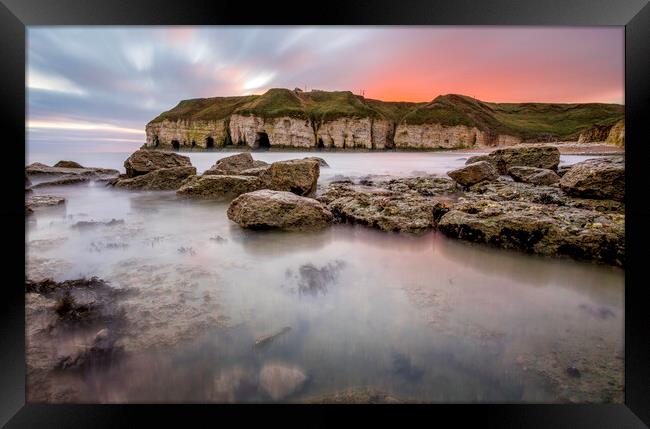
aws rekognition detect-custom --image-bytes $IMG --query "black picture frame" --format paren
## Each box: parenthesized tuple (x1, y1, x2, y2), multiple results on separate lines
(2, 0, 649, 427)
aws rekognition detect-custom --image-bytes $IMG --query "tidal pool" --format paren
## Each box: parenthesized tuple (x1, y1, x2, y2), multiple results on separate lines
(25, 151, 624, 403)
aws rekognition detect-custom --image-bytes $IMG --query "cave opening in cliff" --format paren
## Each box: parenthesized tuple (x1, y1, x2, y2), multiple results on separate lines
(317, 137, 325, 150)
(206, 136, 214, 149)
(255, 132, 270, 151)
(171, 139, 180, 150)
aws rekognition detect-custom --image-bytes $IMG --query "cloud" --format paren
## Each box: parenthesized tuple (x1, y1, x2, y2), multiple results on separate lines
(27, 26, 624, 155)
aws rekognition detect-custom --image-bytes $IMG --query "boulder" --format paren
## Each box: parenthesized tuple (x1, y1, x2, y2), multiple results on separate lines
(113, 166, 196, 190)
(465, 154, 491, 165)
(54, 160, 84, 168)
(227, 190, 332, 231)
(259, 364, 307, 400)
(123, 150, 192, 178)
(447, 161, 499, 187)
(487, 145, 560, 174)
(258, 159, 320, 196)
(508, 166, 560, 185)
(176, 175, 261, 201)
(204, 153, 255, 175)
(559, 157, 624, 201)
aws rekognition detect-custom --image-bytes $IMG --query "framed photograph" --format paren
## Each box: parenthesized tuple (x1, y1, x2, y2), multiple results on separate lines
(2, 0, 649, 427)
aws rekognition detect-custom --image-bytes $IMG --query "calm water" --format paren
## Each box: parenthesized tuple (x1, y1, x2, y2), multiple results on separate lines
(26, 151, 624, 403)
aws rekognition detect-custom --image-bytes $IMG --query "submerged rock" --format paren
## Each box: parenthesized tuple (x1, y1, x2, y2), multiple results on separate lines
(253, 326, 291, 350)
(204, 153, 256, 175)
(53, 160, 84, 169)
(258, 159, 320, 196)
(113, 166, 196, 190)
(447, 161, 499, 187)
(227, 190, 333, 231)
(71, 219, 124, 229)
(559, 157, 624, 201)
(177, 175, 261, 200)
(259, 363, 307, 400)
(307, 387, 402, 404)
(508, 166, 560, 185)
(123, 149, 192, 177)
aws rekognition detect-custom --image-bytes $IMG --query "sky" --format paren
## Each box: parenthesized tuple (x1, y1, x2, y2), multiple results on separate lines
(27, 26, 624, 154)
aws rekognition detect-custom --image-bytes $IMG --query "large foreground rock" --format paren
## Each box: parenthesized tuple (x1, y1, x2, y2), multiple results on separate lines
(447, 161, 499, 187)
(123, 150, 192, 177)
(204, 153, 259, 175)
(259, 159, 319, 196)
(25, 162, 118, 177)
(113, 166, 196, 190)
(486, 146, 560, 174)
(227, 190, 332, 231)
(559, 157, 624, 201)
(176, 175, 261, 200)
(508, 166, 560, 185)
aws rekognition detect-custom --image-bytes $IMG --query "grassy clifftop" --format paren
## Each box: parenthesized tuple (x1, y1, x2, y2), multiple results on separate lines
(149, 88, 623, 141)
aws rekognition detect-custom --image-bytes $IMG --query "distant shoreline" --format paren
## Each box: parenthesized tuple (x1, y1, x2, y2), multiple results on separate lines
(141, 142, 624, 156)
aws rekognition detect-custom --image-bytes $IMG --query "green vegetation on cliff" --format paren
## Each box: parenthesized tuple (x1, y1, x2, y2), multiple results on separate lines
(149, 88, 623, 141)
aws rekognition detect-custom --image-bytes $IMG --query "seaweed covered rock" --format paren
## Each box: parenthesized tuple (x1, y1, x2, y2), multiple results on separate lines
(508, 166, 560, 185)
(113, 166, 196, 190)
(318, 184, 438, 233)
(447, 161, 499, 187)
(436, 198, 625, 266)
(559, 157, 624, 201)
(227, 190, 332, 231)
(123, 149, 192, 177)
(176, 175, 261, 200)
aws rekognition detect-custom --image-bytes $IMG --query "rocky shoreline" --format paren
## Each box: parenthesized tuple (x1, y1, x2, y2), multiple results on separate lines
(25, 145, 625, 266)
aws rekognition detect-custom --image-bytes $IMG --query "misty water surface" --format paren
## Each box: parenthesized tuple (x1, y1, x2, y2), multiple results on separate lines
(25, 151, 623, 403)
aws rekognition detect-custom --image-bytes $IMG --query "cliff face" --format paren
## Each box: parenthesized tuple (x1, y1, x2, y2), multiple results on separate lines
(145, 88, 624, 151)
(146, 119, 229, 149)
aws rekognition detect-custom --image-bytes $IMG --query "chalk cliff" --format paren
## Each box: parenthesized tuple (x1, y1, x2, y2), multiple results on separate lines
(145, 89, 624, 151)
